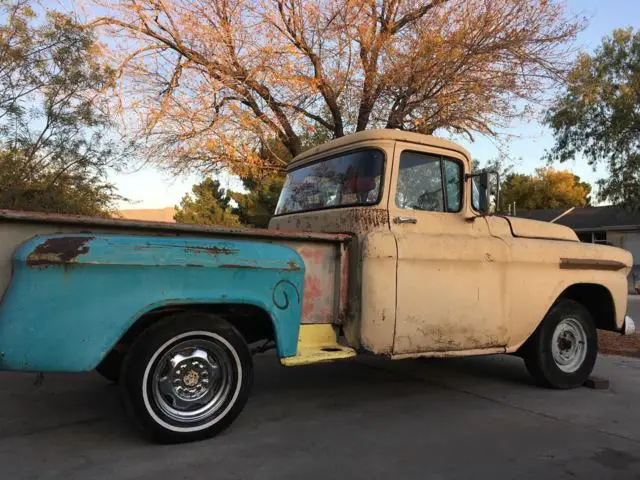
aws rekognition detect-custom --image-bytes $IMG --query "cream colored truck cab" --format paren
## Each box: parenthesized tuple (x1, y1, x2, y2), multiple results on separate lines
(270, 129, 635, 389)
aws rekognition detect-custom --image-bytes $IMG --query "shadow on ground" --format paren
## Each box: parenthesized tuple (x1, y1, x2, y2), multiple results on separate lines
(1, 353, 639, 479)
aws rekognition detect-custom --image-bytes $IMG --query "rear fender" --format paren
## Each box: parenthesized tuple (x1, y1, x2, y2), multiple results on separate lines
(0, 234, 304, 371)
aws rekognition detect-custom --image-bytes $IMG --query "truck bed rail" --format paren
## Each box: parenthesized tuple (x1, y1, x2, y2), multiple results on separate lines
(0, 209, 351, 243)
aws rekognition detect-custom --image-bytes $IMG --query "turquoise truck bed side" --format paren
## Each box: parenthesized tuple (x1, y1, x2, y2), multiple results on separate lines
(0, 234, 305, 371)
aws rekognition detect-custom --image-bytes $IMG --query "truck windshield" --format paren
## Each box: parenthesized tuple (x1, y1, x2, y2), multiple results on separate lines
(275, 148, 384, 215)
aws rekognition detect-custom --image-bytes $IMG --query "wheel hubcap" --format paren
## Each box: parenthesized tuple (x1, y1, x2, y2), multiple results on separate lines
(151, 339, 235, 423)
(551, 318, 587, 373)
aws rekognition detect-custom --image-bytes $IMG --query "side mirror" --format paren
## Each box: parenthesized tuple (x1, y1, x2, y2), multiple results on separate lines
(467, 171, 500, 214)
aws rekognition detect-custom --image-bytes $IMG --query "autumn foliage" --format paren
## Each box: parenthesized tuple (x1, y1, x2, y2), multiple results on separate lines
(501, 167, 591, 211)
(94, 0, 584, 175)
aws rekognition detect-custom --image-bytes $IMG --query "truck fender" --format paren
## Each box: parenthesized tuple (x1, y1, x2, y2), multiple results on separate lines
(0, 234, 305, 372)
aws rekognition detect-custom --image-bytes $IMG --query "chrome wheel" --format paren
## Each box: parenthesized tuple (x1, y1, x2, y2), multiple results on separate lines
(551, 317, 587, 373)
(149, 337, 236, 424)
(123, 315, 252, 443)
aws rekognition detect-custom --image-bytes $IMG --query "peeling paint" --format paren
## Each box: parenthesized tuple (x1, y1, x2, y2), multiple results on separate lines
(302, 276, 323, 319)
(218, 261, 301, 272)
(271, 207, 389, 235)
(292, 242, 343, 324)
(287, 259, 301, 271)
(184, 246, 238, 255)
(26, 236, 94, 267)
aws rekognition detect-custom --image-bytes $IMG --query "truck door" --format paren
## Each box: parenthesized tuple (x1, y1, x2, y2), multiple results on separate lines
(388, 143, 508, 355)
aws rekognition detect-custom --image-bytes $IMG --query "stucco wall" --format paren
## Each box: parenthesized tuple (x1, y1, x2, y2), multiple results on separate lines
(608, 231, 640, 264)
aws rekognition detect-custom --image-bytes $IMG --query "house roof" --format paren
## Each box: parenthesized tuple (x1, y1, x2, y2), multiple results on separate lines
(516, 206, 640, 231)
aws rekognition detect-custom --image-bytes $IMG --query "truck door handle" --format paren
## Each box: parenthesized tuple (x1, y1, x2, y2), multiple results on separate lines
(394, 216, 417, 224)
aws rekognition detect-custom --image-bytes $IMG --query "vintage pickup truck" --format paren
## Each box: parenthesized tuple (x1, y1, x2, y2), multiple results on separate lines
(0, 130, 635, 443)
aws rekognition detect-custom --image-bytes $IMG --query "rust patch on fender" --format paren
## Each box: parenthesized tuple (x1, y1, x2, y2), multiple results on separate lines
(27, 236, 94, 267)
(184, 245, 238, 255)
(297, 247, 323, 265)
(302, 275, 332, 321)
(219, 259, 301, 271)
(287, 259, 301, 271)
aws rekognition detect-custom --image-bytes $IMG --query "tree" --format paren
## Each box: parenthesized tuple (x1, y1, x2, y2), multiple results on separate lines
(501, 167, 591, 210)
(229, 130, 331, 227)
(231, 171, 285, 228)
(174, 128, 330, 227)
(545, 28, 640, 209)
(174, 178, 241, 226)
(0, 151, 121, 216)
(174, 173, 283, 228)
(0, 0, 123, 216)
(95, 0, 584, 175)
(472, 155, 514, 178)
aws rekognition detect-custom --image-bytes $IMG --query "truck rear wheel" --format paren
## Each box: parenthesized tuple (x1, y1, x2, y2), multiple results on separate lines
(523, 299, 597, 389)
(120, 313, 253, 443)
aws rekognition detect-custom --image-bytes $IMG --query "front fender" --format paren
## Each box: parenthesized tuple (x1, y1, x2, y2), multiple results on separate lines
(0, 234, 304, 372)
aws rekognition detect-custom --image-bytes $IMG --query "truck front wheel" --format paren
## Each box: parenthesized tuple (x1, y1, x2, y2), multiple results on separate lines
(120, 313, 253, 443)
(523, 299, 597, 389)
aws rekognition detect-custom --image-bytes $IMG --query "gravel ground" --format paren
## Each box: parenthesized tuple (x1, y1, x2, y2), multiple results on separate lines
(599, 296, 640, 357)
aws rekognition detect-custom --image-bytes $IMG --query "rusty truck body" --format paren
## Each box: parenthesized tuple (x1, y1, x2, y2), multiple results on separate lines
(0, 129, 635, 443)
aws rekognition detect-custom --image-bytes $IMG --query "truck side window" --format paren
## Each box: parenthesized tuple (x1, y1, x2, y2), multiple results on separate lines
(395, 151, 462, 212)
(443, 160, 462, 212)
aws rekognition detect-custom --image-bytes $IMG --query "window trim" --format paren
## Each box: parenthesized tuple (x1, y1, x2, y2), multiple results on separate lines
(394, 150, 464, 214)
(272, 146, 387, 217)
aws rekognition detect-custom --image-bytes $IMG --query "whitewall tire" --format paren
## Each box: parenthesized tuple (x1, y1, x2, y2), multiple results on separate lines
(120, 313, 253, 443)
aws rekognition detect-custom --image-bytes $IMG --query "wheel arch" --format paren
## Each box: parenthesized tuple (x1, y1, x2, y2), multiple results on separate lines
(513, 282, 616, 355)
(555, 283, 617, 332)
(100, 302, 279, 366)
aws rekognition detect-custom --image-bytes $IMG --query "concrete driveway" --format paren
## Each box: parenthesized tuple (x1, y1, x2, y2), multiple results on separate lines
(1, 320, 640, 479)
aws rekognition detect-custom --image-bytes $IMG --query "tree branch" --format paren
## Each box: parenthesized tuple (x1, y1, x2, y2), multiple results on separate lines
(390, 0, 448, 34)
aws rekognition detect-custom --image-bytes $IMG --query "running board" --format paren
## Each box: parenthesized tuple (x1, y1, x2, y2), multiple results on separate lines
(280, 324, 356, 366)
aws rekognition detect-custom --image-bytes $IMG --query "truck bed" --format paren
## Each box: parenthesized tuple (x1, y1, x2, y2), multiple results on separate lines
(0, 209, 351, 325)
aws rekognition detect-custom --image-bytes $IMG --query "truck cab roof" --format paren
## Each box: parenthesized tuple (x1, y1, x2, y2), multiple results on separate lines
(288, 129, 472, 171)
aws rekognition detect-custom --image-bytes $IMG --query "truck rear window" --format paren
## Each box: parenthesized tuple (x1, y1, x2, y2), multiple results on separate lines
(274, 148, 384, 215)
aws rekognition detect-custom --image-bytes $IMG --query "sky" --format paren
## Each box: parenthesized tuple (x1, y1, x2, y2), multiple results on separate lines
(108, 0, 640, 210)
